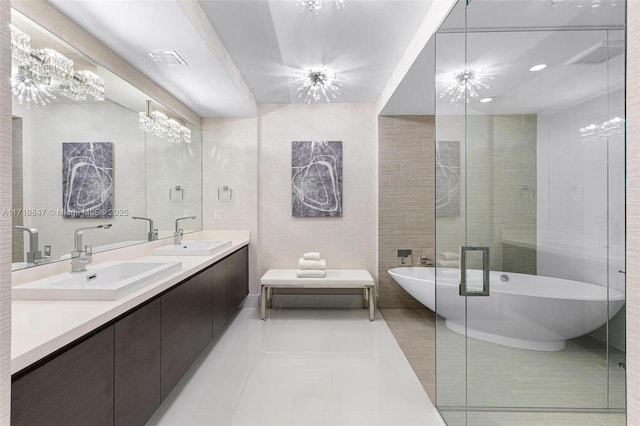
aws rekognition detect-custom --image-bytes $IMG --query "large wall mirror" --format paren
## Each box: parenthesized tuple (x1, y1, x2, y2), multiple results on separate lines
(11, 10, 203, 272)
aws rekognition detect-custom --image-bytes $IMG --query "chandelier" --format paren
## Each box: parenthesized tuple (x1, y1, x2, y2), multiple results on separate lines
(11, 66, 56, 106)
(579, 117, 624, 140)
(297, 0, 345, 13)
(9, 25, 105, 106)
(139, 101, 191, 144)
(292, 68, 342, 103)
(439, 68, 492, 104)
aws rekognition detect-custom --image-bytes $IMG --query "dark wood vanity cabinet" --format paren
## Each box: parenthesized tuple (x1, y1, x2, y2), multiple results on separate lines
(226, 246, 249, 320)
(212, 258, 227, 338)
(114, 298, 162, 426)
(190, 266, 214, 363)
(161, 280, 192, 401)
(11, 244, 249, 426)
(11, 326, 115, 426)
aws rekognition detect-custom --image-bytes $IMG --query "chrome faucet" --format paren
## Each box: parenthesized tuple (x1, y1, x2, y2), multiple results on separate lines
(71, 224, 112, 272)
(132, 216, 158, 241)
(13, 225, 45, 264)
(174, 216, 196, 244)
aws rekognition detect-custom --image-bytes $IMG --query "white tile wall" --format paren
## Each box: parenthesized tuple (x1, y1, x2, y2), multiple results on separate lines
(203, 117, 259, 293)
(1, 1, 12, 423)
(378, 116, 434, 309)
(257, 103, 378, 288)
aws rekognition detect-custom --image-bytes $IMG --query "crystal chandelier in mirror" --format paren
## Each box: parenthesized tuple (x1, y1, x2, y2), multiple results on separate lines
(9, 24, 105, 106)
(297, 0, 346, 13)
(579, 117, 625, 141)
(292, 68, 342, 103)
(139, 101, 191, 144)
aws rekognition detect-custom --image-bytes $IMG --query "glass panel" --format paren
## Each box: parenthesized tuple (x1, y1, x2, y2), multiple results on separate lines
(435, 1, 467, 425)
(435, 0, 625, 423)
(605, 28, 626, 410)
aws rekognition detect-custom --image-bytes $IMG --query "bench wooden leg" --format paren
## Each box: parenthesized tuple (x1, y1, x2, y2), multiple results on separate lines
(267, 287, 273, 308)
(368, 287, 375, 321)
(260, 285, 268, 320)
(363, 288, 368, 309)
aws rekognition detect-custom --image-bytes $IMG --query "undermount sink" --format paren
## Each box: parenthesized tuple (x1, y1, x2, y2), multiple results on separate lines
(151, 240, 232, 256)
(12, 261, 182, 301)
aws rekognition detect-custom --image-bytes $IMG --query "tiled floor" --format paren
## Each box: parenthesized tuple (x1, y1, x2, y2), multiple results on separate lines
(146, 307, 446, 426)
(439, 411, 626, 426)
(436, 317, 626, 410)
(379, 308, 436, 399)
(147, 306, 626, 425)
(380, 308, 626, 426)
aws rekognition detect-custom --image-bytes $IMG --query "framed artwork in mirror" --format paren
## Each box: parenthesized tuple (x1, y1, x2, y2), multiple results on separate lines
(62, 142, 114, 218)
(435, 140, 460, 217)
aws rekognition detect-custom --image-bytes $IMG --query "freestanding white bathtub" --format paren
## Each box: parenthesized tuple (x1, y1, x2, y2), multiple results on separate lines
(388, 267, 625, 351)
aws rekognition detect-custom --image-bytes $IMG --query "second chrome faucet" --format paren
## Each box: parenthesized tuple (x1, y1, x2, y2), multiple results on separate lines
(132, 216, 158, 241)
(174, 216, 196, 244)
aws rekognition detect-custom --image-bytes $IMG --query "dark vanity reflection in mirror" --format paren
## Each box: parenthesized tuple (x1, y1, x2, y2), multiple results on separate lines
(10, 10, 202, 271)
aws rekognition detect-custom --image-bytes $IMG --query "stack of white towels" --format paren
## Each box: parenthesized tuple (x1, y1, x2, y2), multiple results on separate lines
(297, 252, 326, 278)
(436, 251, 460, 268)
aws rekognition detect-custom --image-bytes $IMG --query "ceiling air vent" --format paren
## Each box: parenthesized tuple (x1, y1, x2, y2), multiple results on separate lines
(565, 40, 625, 65)
(146, 50, 188, 66)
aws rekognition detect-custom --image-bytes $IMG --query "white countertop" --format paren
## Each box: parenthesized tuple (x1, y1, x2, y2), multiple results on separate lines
(11, 230, 250, 375)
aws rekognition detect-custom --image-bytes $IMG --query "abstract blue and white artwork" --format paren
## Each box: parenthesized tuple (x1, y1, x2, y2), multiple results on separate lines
(62, 142, 114, 218)
(292, 141, 342, 217)
(435, 140, 460, 217)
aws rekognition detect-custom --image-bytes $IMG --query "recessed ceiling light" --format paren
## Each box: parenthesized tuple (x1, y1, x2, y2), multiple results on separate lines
(147, 50, 187, 66)
(529, 64, 547, 72)
(480, 97, 493, 103)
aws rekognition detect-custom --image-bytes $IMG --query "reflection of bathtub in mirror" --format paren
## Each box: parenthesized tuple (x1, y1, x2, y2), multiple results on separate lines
(388, 267, 625, 351)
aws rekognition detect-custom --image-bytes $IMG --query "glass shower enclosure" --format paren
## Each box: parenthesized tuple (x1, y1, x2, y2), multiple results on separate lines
(434, 0, 626, 424)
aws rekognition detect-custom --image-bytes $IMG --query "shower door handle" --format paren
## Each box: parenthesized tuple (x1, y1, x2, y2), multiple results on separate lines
(459, 246, 490, 297)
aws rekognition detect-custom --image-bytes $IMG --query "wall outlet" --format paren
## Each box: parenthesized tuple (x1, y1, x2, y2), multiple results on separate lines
(214, 210, 221, 221)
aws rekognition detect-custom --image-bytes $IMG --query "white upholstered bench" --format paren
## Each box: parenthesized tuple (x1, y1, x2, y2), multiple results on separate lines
(259, 269, 375, 321)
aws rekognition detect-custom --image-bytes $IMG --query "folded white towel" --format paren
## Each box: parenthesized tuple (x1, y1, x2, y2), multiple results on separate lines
(437, 259, 460, 268)
(441, 252, 460, 260)
(296, 269, 326, 278)
(303, 251, 321, 260)
(298, 258, 326, 270)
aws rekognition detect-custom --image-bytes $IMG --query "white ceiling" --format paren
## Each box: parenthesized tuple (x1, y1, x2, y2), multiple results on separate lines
(382, 0, 626, 115)
(48, 0, 258, 117)
(43, 0, 627, 119)
(47, 0, 434, 117)
(198, 0, 432, 104)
